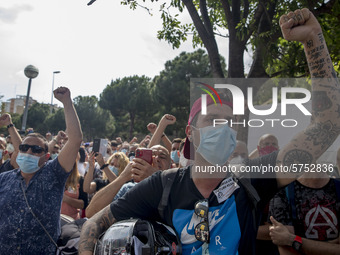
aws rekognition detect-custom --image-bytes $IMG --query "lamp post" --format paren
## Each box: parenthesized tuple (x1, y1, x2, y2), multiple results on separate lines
(22, 65, 39, 132)
(50, 71, 61, 114)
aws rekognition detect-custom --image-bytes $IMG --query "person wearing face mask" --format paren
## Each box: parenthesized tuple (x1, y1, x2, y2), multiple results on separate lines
(0, 114, 21, 174)
(0, 87, 82, 255)
(249, 134, 280, 255)
(79, 10, 340, 255)
(171, 138, 182, 167)
(249, 134, 279, 159)
(228, 140, 249, 165)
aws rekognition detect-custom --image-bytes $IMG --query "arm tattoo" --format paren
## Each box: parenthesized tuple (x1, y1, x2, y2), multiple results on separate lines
(312, 91, 332, 114)
(306, 40, 313, 48)
(78, 207, 116, 253)
(282, 149, 313, 165)
(304, 121, 340, 150)
(336, 104, 340, 118)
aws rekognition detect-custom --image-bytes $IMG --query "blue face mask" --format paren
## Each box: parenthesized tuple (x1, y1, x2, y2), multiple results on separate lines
(194, 124, 237, 165)
(109, 165, 119, 176)
(121, 149, 128, 154)
(0, 149, 3, 159)
(16, 152, 42, 174)
(171, 150, 180, 164)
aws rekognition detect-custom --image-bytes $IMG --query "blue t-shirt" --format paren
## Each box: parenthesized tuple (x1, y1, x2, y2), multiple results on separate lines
(110, 153, 278, 255)
(0, 158, 70, 255)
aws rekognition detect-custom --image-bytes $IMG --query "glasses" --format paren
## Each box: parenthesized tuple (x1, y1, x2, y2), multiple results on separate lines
(19, 144, 45, 154)
(194, 199, 210, 243)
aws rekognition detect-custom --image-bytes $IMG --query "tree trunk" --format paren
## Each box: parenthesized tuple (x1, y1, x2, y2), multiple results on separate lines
(129, 112, 135, 140)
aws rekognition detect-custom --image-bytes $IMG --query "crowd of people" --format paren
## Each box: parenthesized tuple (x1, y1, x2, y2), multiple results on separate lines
(0, 8, 339, 255)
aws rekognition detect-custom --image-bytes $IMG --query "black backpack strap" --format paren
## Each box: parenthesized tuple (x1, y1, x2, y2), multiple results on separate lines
(238, 178, 260, 232)
(334, 179, 340, 200)
(285, 182, 297, 221)
(158, 168, 179, 220)
(334, 179, 340, 222)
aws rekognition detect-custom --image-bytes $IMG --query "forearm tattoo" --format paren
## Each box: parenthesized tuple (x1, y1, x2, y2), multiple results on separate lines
(78, 208, 116, 253)
(306, 33, 334, 78)
(282, 149, 313, 165)
(304, 120, 340, 150)
(312, 91, 332, 114)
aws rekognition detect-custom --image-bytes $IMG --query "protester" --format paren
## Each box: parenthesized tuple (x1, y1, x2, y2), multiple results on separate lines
(0, 87, 82, 254)
(85, 144, 171, 218)
(171, 138, 182, 167)
(0, 113, 21, 173)
(269, 216, 340, 254)
(249, 133, 279, 159)
(268, 170, 340, 254)
(79, 9, 340, 255)
(61, 163, 85, 220)
(252, 135, 280, 255)
(83, 151, 118, 195)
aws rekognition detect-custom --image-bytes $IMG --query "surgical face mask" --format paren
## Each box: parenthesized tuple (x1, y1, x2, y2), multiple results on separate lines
(0, 149, 3, 159)
(193, 124, 237, 166)
(16, 152, 42, 174)
(109, 165, 119, 176)
(121, 149, 128, 154)
(179, 153, 189, 167)
(258, 145, 278, 156)
(171, 150, 180, 164)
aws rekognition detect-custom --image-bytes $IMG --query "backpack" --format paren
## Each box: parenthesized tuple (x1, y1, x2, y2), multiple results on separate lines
(56, 218, 87, 255)
(157, 168, 260, 232)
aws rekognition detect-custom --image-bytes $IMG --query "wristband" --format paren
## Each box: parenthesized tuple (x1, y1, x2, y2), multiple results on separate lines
(7, 123, 14, 129)
(100, 164, 109, 170)
(292, 235, 302, 252)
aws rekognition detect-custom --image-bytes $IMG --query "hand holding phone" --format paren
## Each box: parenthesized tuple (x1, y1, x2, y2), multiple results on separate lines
(135, 148, 153, 165)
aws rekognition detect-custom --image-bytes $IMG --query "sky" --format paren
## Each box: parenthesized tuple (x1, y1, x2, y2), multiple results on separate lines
(0, 0, 235, 107)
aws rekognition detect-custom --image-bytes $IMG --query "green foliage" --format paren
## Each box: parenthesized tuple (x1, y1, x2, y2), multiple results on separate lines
(43, 108, 66, 135)
(73, 96, 115, 141)
(99, 75, 158, 139)
(153, 49, 224, 137)
(26, 103, 51, 134)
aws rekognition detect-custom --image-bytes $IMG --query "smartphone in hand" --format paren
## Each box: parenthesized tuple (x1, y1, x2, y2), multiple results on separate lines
(135, 148, 153, 165)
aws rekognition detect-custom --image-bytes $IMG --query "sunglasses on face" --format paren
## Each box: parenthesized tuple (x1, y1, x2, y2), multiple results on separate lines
(19, 144, 45, 154)
(194, 199, 210, 243)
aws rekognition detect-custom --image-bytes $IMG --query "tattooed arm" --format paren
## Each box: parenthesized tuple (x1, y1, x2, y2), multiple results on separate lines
(78, 205, 116, 255)
(276, 9, 340, 187)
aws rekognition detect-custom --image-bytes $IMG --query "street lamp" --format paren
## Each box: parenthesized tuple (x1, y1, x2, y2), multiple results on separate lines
(22, 65, 39, 132)
(50, 71, 61, 114)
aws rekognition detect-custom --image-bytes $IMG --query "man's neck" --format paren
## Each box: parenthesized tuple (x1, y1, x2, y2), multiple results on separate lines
(297, 172, 330, 188)
(21, 171, 36, 185)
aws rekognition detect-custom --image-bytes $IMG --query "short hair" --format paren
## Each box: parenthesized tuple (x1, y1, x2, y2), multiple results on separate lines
(111, 140, 119, 147)
(79, 147, 86, 163)
(25, 133, 48, 152)
(172, 138, 182, 144)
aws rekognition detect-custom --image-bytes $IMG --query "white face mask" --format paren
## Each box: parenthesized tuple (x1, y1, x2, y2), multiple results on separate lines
(179, 153, 194, 167)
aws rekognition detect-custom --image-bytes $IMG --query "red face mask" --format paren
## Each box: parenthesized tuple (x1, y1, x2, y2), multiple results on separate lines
(258, 145, 278, 156)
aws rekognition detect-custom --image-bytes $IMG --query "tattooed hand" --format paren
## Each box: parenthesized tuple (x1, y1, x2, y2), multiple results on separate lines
(279, 8, 322, 44)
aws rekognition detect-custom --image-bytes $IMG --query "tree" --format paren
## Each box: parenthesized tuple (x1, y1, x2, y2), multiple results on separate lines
(99, 75, 158, 139)
(153, 49, 226, 137)
(73, 95, 115, 141)
(26, 103, 50, 134)
(43, 108, 66, 135)
(121, 0, 340, 142)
